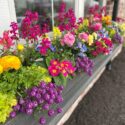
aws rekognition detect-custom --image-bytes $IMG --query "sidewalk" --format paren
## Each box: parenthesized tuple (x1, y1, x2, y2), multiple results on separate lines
(65, 48, 125, 125)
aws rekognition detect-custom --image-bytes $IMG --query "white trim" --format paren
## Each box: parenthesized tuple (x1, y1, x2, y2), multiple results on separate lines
(51, 0, 54, 28)
(7, 0, 17, 22)
(78, 0, 84, 18)
(75, 0, 84, 19)
(75, 0, 79, 19)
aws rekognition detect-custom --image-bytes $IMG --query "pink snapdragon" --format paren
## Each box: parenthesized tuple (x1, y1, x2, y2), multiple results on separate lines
(39, 38, 51, 56)
(90, 23, 102, 31)
(21, 11, 41, 40)
(57, 6, 76, 31)
(78, 32, 89, 41)
(10, 22, 18, 40)
(61, 33, 75, 47)
(0, 31, 14, 51)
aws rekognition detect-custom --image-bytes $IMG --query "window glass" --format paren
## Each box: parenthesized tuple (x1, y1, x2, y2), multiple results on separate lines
(54, 0, 75, 13)
(53, 0, 75, 27)
(84, 0, 99, 16)
(14, 0, 75, 31)
(14, 0, 52, 30)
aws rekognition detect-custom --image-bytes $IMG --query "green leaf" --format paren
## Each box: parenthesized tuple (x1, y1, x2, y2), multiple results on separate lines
(46, 56, 52, 67)
(53, 74, 67, 86)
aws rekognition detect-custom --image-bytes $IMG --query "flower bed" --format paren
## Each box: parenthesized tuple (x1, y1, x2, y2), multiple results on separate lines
(0, 4, 125, 125)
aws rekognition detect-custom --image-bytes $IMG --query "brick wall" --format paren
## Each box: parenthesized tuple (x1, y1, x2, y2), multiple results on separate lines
(106, 0, 114, 16)
(117, 0, 125, 19)
(106, 0, 125, 19)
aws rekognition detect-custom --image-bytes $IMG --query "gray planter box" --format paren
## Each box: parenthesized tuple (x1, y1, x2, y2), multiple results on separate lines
(1, 44, 122, 125)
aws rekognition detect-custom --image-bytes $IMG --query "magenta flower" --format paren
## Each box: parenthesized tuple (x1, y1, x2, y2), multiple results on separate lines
(78, 32, 89, 41)
(50, 59, 59, 66)
(57, 7, 76, 31)
(10, 22, 18, 40)
(39, 47, 47, 56)
(61, 33, 75, 47)
(48, 59, 76, 77)
(90, 23, 102, 31)
(48, 66, 60, 77)
(21, 11, 41, 40)
(39, 38, 51, 56)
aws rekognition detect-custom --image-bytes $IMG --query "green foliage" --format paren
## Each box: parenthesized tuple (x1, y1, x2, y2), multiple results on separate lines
(0, 92, 17, 123)
(53, 74, 67, 86)
(0, 65, 51, 94)
(20, 46, 41, 66)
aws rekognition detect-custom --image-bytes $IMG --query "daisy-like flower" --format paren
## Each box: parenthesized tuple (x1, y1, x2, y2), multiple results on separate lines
(48, 66, 60, 77)
(50, 59, 59, 66)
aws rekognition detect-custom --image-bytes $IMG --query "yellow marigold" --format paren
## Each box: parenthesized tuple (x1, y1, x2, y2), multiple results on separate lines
(0, 65, 3, 74)
(53, 26, 62, 38)
(88, 35, 94, 46)
(17, 44, 24, 51)
(0, 56, 21, 71)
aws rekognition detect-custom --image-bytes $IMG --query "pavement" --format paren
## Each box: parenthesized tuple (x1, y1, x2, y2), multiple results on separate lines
(65, 47, 125, 125)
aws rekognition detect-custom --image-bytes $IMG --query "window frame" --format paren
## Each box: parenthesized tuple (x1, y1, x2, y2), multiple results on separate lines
(75, 0, 85, 19)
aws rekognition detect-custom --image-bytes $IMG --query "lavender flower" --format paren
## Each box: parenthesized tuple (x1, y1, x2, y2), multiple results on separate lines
(39, 116, 46, 125)
(76, 56, 94, 76)
(113, 33, 123, 44)
(11, 82, 64, 125)
(10, 111, 16, 118)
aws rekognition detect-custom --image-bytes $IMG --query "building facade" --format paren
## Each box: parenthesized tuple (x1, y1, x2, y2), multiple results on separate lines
(1, 0, 124, 36)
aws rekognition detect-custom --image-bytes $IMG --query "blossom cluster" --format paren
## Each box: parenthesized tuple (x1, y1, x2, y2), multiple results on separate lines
(48, 59, 76, 77)
(57, 3, 76, 31)
(76, 57, 94, 76)
(61, 32, 75, 47)
(0, 31, 13, 51)
(92, 38, 113, 57)
(10, 22, 18, 40)
(0, 3, 124, 125)
(0, 55, 21, 71)
(21, 10, 41, 40)
(38, 38, 51, 56)
(10, 82, 64, 125)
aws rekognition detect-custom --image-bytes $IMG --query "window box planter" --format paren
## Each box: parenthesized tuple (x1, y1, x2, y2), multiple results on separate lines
(1, 44, 122, 125)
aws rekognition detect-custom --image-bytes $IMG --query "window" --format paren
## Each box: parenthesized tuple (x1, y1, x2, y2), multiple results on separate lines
(14, 0, 77, 31)
(84, 0, 107, 16)
(14, 0, 52, 30)
(84, 0, 99, 16)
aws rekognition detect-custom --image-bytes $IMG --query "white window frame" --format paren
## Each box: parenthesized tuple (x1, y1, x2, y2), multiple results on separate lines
(8, 0, 17, 22)
(75, 0, 85, 19)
